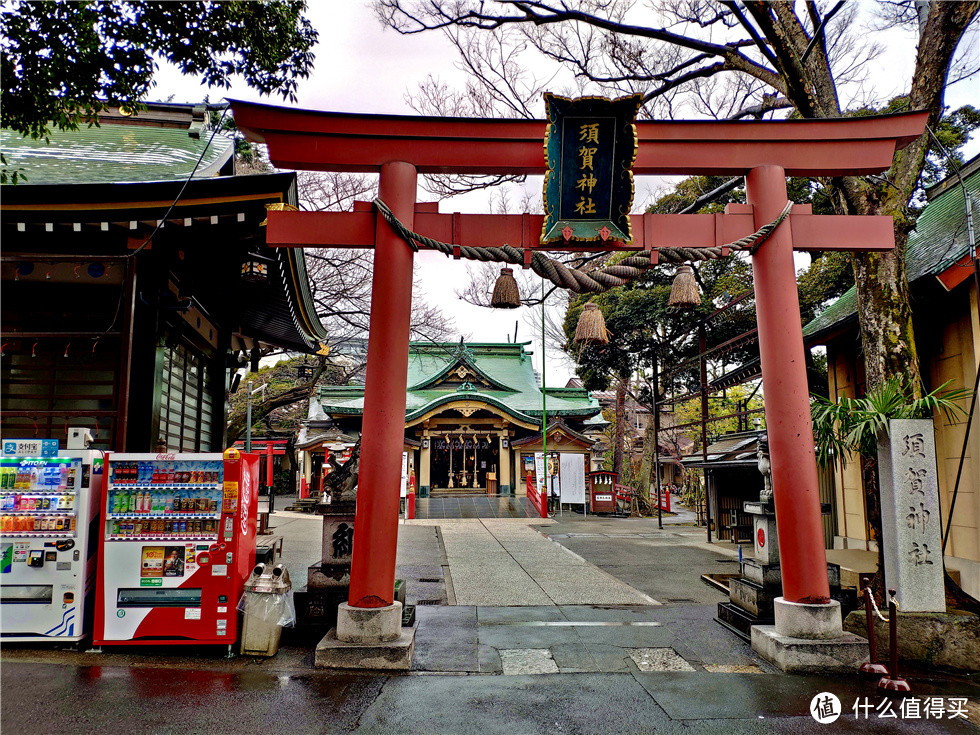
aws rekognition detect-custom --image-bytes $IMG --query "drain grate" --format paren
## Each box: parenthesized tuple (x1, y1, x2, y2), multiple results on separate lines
(415, 599, 442, 605)
(417, 578, 442, 583)
(715, 559, 737, 563)
(667, 598, 696, 603)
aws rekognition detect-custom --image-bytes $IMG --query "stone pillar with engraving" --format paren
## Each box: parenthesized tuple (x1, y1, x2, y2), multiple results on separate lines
(877, 419, 945, 612)
(293, 499, 356, 629)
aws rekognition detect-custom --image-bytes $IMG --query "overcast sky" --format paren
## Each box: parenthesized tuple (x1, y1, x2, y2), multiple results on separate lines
(149, 1, 978, 386)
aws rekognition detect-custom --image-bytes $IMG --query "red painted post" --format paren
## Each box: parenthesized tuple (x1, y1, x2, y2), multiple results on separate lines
(348, 160, 418, 609)
(265, 444, 274, 491)
(745, 164, 831, 605)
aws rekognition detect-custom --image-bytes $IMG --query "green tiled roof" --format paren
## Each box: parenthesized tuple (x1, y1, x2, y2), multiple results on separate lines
(317, 341, 601, 423)
(1, 122, 233, 184)
(802, 287, 859, 337)
(804, 157, 979, 338)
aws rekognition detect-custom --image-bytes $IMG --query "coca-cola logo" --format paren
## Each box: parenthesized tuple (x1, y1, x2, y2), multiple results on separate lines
(239, 462, 252, 537)
(155, 453, 176, 461)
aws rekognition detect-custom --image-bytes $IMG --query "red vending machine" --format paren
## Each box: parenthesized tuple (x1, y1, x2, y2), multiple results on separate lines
(94, 448, 258, 649)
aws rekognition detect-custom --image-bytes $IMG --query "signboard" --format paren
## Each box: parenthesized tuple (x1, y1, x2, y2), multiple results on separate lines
(2, 439, 59, 457)
(400, 452, 409, 499)
(559, 453, 586, 505)
(541, 93, 643, 245)
(534, 452, 546, 498)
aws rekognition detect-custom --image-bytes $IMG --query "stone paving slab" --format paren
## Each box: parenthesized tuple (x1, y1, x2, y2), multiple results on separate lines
(434, 518, 659, 607)
(499, 648, 559, 675)
(629, 647, 697, 672)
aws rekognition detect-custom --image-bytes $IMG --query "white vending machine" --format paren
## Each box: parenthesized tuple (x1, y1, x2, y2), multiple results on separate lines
(0, 430, 104, 642)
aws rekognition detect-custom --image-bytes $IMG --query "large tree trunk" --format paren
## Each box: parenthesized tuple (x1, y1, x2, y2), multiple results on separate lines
(612, 377, 626, 480)
(638, 419, 657, 501)
(834, 1, 978, 392)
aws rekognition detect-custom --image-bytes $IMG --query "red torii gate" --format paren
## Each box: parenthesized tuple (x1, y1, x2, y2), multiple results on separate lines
(232, 439, 287, 496)
(230, 100, 926, 648)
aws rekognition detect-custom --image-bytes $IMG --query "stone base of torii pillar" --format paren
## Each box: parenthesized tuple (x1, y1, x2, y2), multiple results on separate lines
(746, 499, 866, 673)
(751, 600, 868, 674)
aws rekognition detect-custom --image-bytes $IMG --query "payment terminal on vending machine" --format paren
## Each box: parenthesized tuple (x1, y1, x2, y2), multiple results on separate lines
(94, 448, 258, 650)
(0, 431, 104, 643)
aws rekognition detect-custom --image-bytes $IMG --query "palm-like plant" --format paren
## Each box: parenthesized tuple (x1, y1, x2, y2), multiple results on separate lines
(812, 378, 968, 467)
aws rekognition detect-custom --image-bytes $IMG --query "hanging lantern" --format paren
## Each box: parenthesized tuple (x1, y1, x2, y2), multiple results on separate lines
(668, 264, 701, 308)
(574, 302, 609, 345)
(490, 267, 521, 308)
(241, 252, 273, 283)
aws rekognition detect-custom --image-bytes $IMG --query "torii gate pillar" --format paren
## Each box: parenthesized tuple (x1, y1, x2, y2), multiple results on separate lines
(746, 165, 863, 667)
(327, 161, 418, 666)
(747, 165, 830, 605)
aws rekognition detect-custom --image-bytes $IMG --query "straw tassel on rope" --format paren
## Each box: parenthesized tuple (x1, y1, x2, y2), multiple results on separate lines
(668, 264, 701, 308)
(574, 302, 610, 345)
(490, 267, 521, 308)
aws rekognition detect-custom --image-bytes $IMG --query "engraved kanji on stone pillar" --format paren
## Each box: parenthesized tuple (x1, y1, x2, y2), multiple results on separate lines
(877, 418, 945, 612)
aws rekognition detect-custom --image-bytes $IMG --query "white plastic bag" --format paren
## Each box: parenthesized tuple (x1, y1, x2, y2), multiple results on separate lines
(237, 589, 297, 628)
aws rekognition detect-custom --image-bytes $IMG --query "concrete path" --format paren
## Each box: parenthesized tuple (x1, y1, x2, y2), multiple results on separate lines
(5, 505, 980, 733)
(410, 518, 658, 606)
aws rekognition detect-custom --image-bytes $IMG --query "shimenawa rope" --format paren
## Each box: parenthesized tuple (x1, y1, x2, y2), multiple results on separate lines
(373, 198, 794, 295)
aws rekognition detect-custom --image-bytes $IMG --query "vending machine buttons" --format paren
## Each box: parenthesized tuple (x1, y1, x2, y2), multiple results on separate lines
(225, 552, 233, 565)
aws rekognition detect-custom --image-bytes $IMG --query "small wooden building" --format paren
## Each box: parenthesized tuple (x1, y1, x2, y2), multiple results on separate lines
(1, 103, 327, 450)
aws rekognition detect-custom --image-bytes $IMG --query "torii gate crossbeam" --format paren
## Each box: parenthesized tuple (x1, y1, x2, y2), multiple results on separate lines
(229, 99, 926, 652)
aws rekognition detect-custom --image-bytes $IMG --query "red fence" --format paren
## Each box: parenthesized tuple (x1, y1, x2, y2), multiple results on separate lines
(526, 474, 548, 518)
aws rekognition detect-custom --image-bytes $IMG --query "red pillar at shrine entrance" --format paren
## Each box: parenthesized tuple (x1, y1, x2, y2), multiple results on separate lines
(746, 165, 830, 605)
(348, 161, 417, 609)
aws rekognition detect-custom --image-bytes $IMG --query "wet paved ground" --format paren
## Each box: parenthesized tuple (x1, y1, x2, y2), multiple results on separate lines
(3, 503, 979, 733)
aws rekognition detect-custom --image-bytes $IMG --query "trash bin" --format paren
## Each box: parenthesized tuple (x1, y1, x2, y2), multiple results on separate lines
(238, 563, 295, 656)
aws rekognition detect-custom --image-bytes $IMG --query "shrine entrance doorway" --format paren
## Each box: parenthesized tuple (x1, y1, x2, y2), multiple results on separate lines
(430, 434, 500, 495)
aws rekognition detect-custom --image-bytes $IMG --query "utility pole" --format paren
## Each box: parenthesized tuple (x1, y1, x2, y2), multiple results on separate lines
(699, 322, 711, 543)
(652, 347, 663, 530)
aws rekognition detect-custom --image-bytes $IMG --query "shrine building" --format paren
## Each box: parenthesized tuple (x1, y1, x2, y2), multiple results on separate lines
(302, 341, 603, 497)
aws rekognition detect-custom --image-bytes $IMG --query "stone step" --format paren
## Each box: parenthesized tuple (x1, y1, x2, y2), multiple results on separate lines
(429, 487, 493, 497)
(716, 601, 773, 641)
(729, 577, 777, 617)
